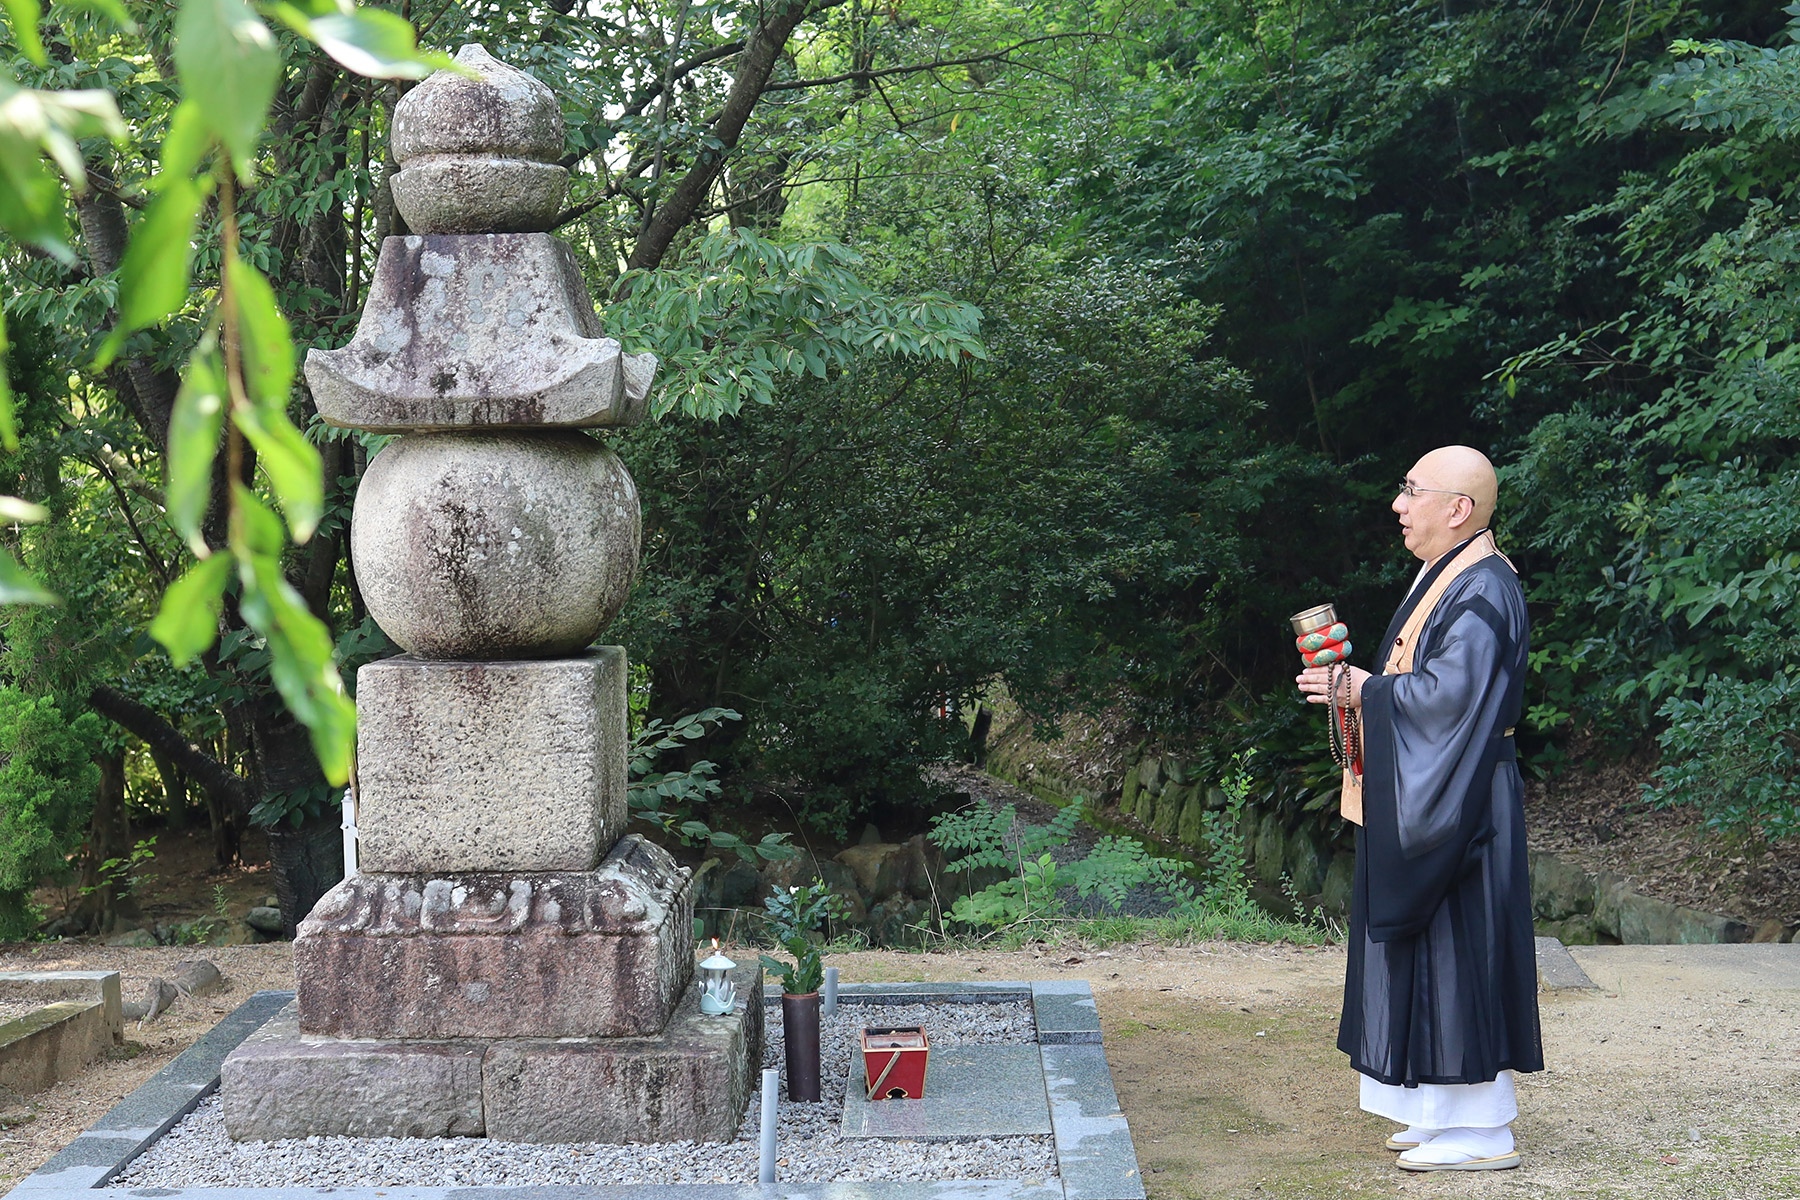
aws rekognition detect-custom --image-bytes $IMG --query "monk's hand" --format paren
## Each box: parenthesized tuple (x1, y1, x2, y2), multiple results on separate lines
(1295, 664, 1370, 708)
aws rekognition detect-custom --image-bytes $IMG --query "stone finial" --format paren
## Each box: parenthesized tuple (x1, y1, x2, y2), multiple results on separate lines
(389, 45, 570, 234)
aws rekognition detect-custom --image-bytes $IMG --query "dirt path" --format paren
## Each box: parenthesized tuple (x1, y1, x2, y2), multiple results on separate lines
(3, 941, 1796, 1199)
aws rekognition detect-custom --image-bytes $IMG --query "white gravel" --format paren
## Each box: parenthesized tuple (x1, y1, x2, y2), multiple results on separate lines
(110, 1001, 1055, 1187)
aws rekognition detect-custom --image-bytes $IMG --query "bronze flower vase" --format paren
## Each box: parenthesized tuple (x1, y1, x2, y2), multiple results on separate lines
(782, 991, 822, 1102)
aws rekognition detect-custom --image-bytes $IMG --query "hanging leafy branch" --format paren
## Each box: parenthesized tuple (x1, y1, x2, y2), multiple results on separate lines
(0, 0, 447, 783)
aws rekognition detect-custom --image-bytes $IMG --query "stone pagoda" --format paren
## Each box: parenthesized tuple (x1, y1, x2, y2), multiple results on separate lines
(218, 45, 762, 1145)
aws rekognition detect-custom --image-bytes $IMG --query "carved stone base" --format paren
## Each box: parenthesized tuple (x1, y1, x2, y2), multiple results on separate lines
(221, 964, 762, 1144)
(295, 835, 693, 1039)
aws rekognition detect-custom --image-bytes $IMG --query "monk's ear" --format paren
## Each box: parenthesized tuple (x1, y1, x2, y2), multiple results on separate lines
(1448, 496, 1474, 529)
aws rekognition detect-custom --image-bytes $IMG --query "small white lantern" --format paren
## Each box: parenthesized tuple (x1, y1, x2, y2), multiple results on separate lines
(699, 939, 737, 1016)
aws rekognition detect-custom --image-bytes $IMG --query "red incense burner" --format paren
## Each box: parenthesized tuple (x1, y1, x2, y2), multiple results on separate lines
(861, 1026, 930, 1100)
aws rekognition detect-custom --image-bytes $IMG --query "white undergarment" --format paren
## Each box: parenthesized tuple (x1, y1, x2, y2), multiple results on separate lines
(1359, 1070, 1518, 1129)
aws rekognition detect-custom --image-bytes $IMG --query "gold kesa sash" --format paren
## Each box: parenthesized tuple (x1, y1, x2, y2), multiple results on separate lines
(1340, 530, 1513, 825)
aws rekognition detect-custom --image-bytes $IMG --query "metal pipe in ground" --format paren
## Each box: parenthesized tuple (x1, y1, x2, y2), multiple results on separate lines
(758, 1068, 779, 1184)
(822, 967, 838, 1018)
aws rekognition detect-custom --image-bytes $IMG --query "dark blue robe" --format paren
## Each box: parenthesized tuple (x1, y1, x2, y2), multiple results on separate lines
(1338, 538, 1545, 1087)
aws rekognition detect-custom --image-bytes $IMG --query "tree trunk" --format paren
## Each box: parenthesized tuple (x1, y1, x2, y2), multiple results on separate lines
(251, 703, 341, 934)
(265, 818, 343, 939)
(69, 750, 136, 935)
(149, 745, 189, 830)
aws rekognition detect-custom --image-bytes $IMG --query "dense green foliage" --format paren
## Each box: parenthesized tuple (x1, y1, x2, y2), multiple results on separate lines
(0, 689, 103, 938)
(4, 0, 1800, 946)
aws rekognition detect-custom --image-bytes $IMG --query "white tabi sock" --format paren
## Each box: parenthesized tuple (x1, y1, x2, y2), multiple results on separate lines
(1397, 1125, 1516, 1166)
(1391, 1126, 1442, 1147)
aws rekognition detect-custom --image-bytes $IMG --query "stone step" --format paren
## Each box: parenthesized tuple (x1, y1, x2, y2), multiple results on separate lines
(222, 963, 763, 1144)
(295, 835, 693, 1039)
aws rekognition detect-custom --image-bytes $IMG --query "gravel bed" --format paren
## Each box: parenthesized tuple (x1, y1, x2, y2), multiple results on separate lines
(110, 1001, 1053, 1188)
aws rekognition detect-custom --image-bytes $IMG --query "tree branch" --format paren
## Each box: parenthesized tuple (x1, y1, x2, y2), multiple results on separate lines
(625, 0, 852, 273)
(87, 685, 252, 811)
(760, 33, 1102, 92)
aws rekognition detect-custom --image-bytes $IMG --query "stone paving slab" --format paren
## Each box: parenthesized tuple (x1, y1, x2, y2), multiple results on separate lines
(840, 1046, 1051, 1140)
(765, 983, 1032, 1004)
(1040, 1046, 1143, 1200)
(1028, 982, 1100, 1045)
(12, 990, 290, 1192)
(19, 1186, 1065, 1200)
(1570, 942, 1800, 989)
(1535, 936, 1599, 991)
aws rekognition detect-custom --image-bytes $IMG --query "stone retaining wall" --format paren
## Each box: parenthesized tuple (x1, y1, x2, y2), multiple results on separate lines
(988, 729, 1765, 946)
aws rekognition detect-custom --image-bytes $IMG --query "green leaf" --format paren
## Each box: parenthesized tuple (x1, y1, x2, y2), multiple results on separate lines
(149, 554, 231, 664)
(173, 0, 280, 178)
(158, 101, 211, 182)
(231, 482, 285, 558)
(62, 0, 138, 30)
(228, 255, 294, 410)
(0, 495, 49, 523)
(268, 4, 449, 79)
(237, 551, 355, 784)
(95, 177, 203, 369)
(0, 306, 15, 452)
(2, 0, 46, 67)
(0, 546, 54, 605)
(166, 344, 226, 555)
(0, 78, 124, 261)
(235, 405, 323, 542)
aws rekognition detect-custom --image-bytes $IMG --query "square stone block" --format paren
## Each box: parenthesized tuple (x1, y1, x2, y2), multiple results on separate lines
(355, 648, 626, 873)
(840, 1045, 1051, 1140)
(220, 1001, 485, 1140)
(483, 963, 763, 1144)
(296, 836, 694, 1039)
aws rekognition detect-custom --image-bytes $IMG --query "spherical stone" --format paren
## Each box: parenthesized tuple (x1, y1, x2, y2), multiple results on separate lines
(352, 431, 639, 659)
(390, 158, 568, 234)
(391, 45, 564, 165)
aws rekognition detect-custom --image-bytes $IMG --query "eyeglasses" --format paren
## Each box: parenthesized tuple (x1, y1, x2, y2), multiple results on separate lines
(1397, 480, 1472, 501)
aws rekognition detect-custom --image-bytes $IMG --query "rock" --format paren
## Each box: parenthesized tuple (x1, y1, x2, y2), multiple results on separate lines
(1617, 892, 1754, 945)
(1236, 808, 1258, 866)
(1536, 915, 1600, 946)
(295, 836, 693, 1039)
(1253, 813, 1286, 887)
(1752, 918, 1788, 944)
(865, 896, 931, 947)
(1529, 849, 1595, 920)
(222, 1001, 485, 1140)
(105, 929, 158, 948)
(1120, 769, 1141, 816)
(1151, 786, 1182, 841)
(1591, 870, 1628, 940)
(388, 46, 569, 235)
(352, 433, 641, 658)
(1176, 789, 1205, 849)
(835, 842, 909, 900)
(307, 234, 655, 433)
(713, 860, 764, 910)
(1166, 758, 1187, 786)
(758, 848, 824, 895)
(1205, 785, 1229, 810)
(857, 823, 884, 845)
(1286, 833, 1327, 897)
(897, 834, 943, 899)
(355, 649, 627, 873)
(1137, 756, 1164, 797)
(244, 906, 284, 935)
(1320, 853, 1354, 916)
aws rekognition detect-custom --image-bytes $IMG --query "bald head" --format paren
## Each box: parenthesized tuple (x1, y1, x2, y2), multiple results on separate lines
(1392, 445, 1499, 563)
